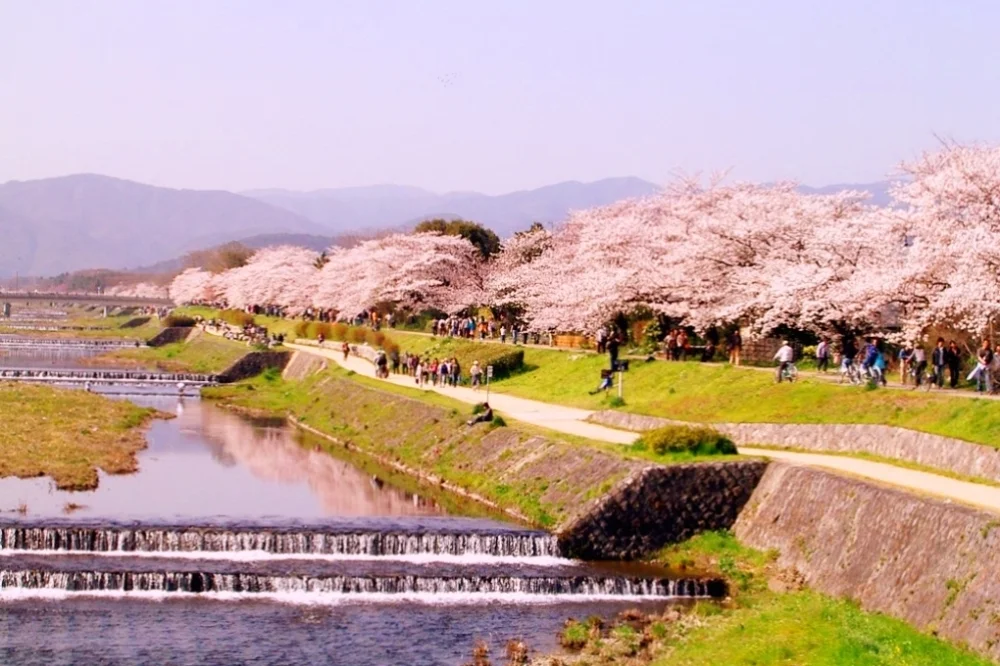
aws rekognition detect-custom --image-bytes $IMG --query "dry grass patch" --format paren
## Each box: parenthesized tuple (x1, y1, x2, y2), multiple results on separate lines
(0, 382, 167, 490)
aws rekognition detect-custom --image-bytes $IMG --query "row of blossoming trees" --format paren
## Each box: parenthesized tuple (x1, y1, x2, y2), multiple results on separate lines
(165, 143, 1000, 341)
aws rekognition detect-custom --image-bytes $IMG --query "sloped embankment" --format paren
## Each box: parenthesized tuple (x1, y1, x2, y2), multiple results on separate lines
(735, 463, 1000, 661)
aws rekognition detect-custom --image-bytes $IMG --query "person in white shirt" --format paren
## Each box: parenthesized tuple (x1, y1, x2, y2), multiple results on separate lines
(774, 341, 794, 383)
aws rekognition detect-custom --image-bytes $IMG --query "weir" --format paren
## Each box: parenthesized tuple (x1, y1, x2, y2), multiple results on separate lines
(0, 524, 561, 558)
(0, 569, 720, 598)
(0, 337, 144, 349)
(0, 522, 724, 600)
(0, 368, 216, 385)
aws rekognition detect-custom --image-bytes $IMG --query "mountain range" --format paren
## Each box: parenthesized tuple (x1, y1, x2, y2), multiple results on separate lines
(0, 174, 893, 278)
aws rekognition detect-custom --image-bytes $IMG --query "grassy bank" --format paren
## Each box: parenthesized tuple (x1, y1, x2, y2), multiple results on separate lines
(0, 311, 161, 339)
(0, 383, 165, 491)
(204, 367, 737, 527)
(177, 314, 1000, 447)
(85, 332, 250, 374)
(519, 531, 991, 666)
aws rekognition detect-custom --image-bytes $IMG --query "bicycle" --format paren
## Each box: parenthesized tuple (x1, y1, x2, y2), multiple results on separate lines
(911, 364, 939, 392)
(840, 359, 863, 385)
(776, 362, 798, 383)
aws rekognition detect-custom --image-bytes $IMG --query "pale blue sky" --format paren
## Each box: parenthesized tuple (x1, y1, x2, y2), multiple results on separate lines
(2, 0, 998, 194)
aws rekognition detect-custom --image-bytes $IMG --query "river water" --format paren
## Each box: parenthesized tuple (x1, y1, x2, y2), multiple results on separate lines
(0, 337, 710, 665)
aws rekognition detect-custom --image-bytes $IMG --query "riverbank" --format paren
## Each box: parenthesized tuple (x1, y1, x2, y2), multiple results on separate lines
(83, 331, 252, 374)
(204, 367, 743, 528)
(0, 382, 167, 490)
(513, 530, 992, 666)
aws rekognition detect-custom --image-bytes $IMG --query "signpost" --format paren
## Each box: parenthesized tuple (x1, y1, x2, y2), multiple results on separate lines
(486, 365, 494, 402)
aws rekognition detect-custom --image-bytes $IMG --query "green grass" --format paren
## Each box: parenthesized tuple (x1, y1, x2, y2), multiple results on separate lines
(658, 592, 992, 666)
(0, 311, 161, 339)
(460, 347, 1000, 449)
(0, 382, 165, 490)
(86, 333, 250, 374)
(549, 531, 992, 666)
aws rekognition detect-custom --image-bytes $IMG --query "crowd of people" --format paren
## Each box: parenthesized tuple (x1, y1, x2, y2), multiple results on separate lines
(200, 316, 283, 348)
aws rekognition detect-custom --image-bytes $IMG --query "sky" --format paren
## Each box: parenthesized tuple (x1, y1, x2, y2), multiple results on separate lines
(2, 0, 1000, 195)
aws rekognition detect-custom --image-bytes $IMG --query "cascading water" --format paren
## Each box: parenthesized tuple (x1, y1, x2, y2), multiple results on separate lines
(0, 525, 561, 558)
(0, 368, 216, 384)
(0, 522, 724, 600)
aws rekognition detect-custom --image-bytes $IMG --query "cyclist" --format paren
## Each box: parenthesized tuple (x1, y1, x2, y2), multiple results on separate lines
(774, 340, 794, 383)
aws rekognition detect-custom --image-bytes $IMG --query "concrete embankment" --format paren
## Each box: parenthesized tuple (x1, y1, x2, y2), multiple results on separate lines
(589, 409, 1000, 486)
(735, 462, 1000, 661)
(209, 372, 758, 536)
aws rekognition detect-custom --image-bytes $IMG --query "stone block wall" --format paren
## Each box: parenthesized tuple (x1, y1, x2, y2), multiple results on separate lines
(736, 463, 1000, 662)
(557, 461, 768, 560)
(216, 351, 291, 383)
(147, 326, 194, 347)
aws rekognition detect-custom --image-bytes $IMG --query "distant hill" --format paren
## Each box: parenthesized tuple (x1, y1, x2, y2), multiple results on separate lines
(797, 181, 893, 207)
(0, 174, 321, 277)
(0, 173, 898, 279)
(244, 177, 662, 237)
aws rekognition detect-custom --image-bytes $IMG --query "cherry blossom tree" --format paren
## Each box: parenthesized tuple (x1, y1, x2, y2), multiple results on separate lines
(211, 246, 319, 311)
(884, 143, 1000, 336)
(311, 232, 483, 316)
(168, 268, 218, 304)
(510, 179, 891, 335)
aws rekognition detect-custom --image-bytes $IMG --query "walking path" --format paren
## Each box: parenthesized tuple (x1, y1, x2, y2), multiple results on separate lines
(286, 342, 1000, 514)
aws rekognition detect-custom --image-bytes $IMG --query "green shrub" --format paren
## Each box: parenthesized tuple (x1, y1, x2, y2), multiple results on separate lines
(163, 314, 196, 328)
(330, 322, 349, 341)
(560, 621, 589, 650)
(491, 415, 507, 428)
(220, 309, 255, 328)
(293, 320, 310, 338)
(459, 344, 524, 380)
(636, 425, 737, 457)
(348, 327, 368, 343)
(802, 344, 818, 359)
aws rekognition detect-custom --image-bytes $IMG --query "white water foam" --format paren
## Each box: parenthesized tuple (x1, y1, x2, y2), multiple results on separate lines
(0, 588, 693, 605)
(0, 549, 574, 567)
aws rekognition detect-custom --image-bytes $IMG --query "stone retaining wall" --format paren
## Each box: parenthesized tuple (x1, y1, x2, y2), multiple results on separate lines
(735, 463, 1000, 661)
(588, 410, 1000, 484)
(147, 326, 194, 348)
(216, 351, 291, 383)
(558, 460, 768, 560)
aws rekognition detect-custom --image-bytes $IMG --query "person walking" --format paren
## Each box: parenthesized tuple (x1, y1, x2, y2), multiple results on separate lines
(816, 338, 830, 373)
(341, 341, 350, 362)
(500, 324, 507, 344)
(947, 340, 962, 388)
(607, 331, 620, 370)
(450, 357, 461, 387)
(470, 360, 483, 390)
(898, 343, 914, 386)
(931, 338, 947, 388)
(727, 329, 742, 366)
(911, 344, 927, 388)
(975, 339, 994, 393)
(596, 326, 607, 354)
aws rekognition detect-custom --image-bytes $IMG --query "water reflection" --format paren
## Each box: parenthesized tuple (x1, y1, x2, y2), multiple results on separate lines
(0, 398, 447, 522)
(0, 347, 104, 369)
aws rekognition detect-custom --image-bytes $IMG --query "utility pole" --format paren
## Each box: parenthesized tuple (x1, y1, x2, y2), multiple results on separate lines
(486, 365, 494, 403)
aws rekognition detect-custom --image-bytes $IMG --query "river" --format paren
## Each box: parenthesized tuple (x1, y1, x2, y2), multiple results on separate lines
(0, 334, 709, 665)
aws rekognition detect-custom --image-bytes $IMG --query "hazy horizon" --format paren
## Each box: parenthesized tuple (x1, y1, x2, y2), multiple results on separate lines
(3, 1, 999, 195)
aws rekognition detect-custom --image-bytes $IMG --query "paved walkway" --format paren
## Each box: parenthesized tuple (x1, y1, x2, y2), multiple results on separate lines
(286, 342, 1000, 514)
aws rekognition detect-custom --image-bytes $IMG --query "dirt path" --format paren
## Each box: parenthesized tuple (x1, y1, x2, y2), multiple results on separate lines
(287, 342, 1000, 514)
